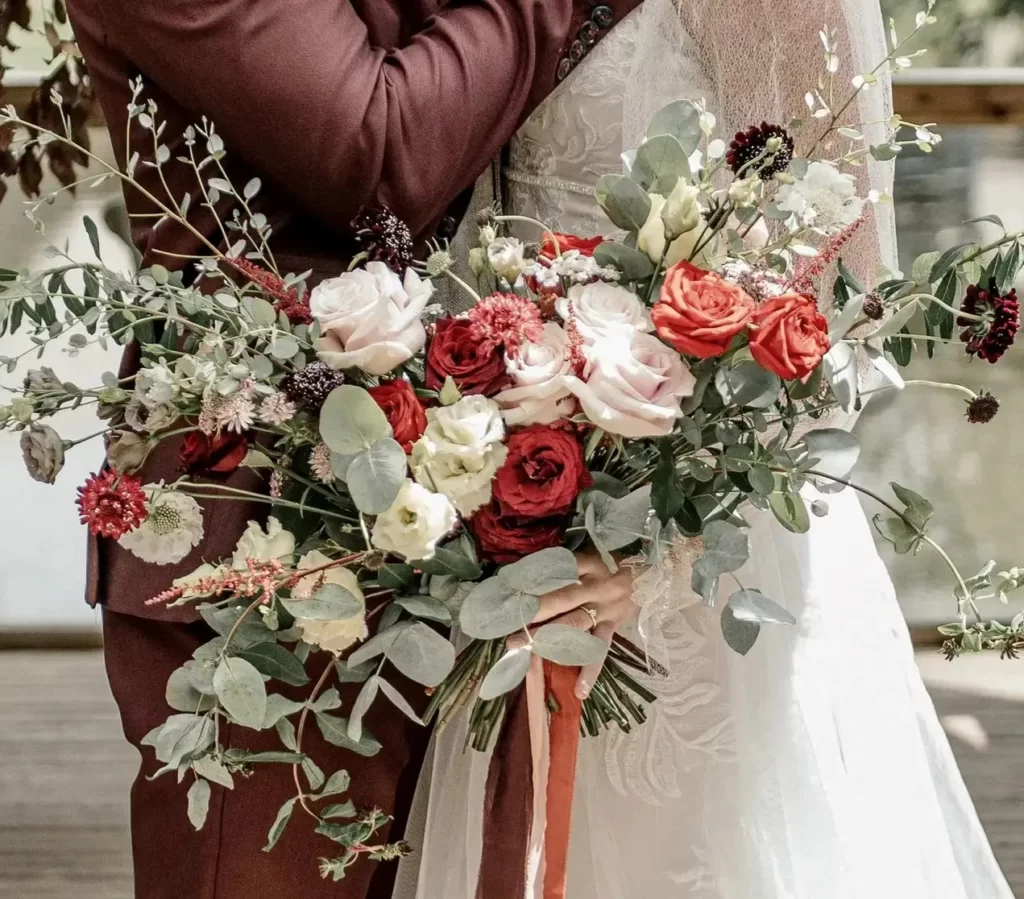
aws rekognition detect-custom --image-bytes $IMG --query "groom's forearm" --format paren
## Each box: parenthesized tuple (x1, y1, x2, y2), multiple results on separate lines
(81, 0, 608, 237)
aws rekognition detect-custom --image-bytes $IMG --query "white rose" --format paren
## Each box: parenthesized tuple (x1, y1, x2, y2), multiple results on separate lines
(556, 282, 651, 344)
(495, 323, 576, 426)
(312, 261, 432, 376)
(487, 237, 526, 281)
(661, 180, 701, 239)
(231, 516, 295, 568)
(637, 193, 710, 267)
(776, 161, 864, 232)
(410, 395, 507, 514)
(293, 550, 368, 653)
(371, 480, 458, 561)
(565, 332, 696, 438)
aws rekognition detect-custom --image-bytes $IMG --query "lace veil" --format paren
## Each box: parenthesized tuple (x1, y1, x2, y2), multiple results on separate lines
(623, 0, 898, 277)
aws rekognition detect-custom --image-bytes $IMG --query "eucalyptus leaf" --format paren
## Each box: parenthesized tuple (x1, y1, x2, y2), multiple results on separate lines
(721, 604, 761, 655)
(166, 667, 215, 712)
(346, 624, 408, 668)
(319, 385, 392, 455)
(239, 642, 310, 686)
(801, 428, 860, 488)
(262, 694, 304, 729)
(698, 520, 750, 576)
(213, 657, 268, 729)
(318, 769, 352, 797)
(263, 798, 296, 851)
(151, 714, 215, 768)
(315, 712, 382, 757)
(715, 362, 781, 409)
(498, 548, 579, 596)
(393, 594, 452, 624)
(347, 676, 379, 743)
(387, 622, 456, 686)
(584, 485, 653, 552)
(346, 437, 406, 514)
(269, 335, 299, 360)
(187, 779, 211, 831)
(598, 175, 652, 232)
(280, 583, 362, 621)
(302, 757, 325, 791)
(822, 342, 858, 413)
(378, 677, 424, 725)
(459, 577, 539, 640)
(633, 134, 690, 195)
(768, 490, 811, 534)
(198, 604, 268, 649)
(728, 589, 796, 625)
(531, 624, 608, 666)
(193, 757, 234, 790)
(411, 547, 482, 580)
(592, 242, 655, 281)
(646, 99, 703, 152)
(478, 646, 534, 701)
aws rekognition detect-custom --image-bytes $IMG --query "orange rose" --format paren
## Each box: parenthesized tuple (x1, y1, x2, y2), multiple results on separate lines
(749, 293, 831, 382)
(651, 261, 756, 359)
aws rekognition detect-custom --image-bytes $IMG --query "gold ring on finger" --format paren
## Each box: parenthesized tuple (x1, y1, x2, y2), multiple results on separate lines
(583, 607, 598, 629)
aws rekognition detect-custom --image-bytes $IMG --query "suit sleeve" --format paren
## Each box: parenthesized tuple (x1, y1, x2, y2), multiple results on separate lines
(98, 0, 575, 236)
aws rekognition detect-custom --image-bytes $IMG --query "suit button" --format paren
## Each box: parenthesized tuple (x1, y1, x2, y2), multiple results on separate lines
(556, 57, 574, 81)
(591, 4, 614, 28)
(579, 20, 600, 45)
(569, 39, 586, 62)
(438, 215, 459, 240)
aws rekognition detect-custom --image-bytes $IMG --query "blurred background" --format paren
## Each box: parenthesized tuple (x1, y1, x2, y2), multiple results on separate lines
(1, 0, 1024, 896)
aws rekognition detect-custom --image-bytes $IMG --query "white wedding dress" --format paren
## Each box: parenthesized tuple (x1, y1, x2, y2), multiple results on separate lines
(394, 3, 1014, 897)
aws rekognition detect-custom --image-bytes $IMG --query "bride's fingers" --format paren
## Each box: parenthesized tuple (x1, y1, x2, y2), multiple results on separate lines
(576, 621, 615, 700)
(529, 581, 602, 626)
(508, 605, 598, 650)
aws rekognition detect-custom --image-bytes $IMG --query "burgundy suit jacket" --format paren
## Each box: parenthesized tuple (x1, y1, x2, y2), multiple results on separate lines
(68, 0, 643, 621)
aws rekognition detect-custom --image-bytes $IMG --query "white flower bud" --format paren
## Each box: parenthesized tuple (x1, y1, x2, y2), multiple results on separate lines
(661, 181, 702, 240)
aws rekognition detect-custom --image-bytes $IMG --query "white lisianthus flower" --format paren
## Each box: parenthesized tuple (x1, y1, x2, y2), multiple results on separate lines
(312, 261, 432, 376)
(293, 550, 368, 653)
(565, 332, 696, 438)
(371, 480, 458, 561)
(118, 489, 204, 565)
(556, 282, 651, 344)
(775, 161, 864, 232)
(231, 516, 296, 568)
(410, 395, 507, 514)
(487, 237, 526, 281)
(637, 192, 710, 267)
(135, 363, 178, 408)
(495, 323, 576, 426)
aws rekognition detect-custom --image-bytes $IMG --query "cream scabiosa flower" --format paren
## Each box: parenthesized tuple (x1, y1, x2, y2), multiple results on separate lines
(410, 395, 507, 514)
(293, 549, 368, 653)
(118, 488, 204, 565)
(775, 161, 864, 232)
(312, 261, 432, 376)
(371, 480, 457, 561)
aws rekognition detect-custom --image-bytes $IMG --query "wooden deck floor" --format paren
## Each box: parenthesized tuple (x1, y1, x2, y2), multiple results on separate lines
(0, 650, 1021, 898)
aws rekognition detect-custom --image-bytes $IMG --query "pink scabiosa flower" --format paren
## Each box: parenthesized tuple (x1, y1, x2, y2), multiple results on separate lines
(468, 293, 544, 359)
(959, 283, 1020, 363)
(76, 469, 149, 539)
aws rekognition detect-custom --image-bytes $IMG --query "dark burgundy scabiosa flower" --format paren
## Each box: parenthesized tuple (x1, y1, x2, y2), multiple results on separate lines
(281, 361, 346, 411)
(228, 257, 311, 324)
(76, 469, 149, 539)
(965, 391, 1000, 424)
(350, 206, 414, 273)
(958, 282, 1020, 363)
(861, 292, 885, 321)
(726, 122, 795, 180)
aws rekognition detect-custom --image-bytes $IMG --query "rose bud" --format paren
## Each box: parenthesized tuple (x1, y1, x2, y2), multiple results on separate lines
(20, 422, 67, 484)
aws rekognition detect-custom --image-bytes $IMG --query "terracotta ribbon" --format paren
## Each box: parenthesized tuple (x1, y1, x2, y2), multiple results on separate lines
(476, 659, 584, 899)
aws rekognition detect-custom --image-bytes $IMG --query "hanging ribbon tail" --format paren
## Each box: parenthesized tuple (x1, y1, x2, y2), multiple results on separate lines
(541, 660, 583, 899)
(476, 674, 535, 899)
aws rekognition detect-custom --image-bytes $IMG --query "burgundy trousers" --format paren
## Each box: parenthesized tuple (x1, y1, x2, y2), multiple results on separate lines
(102, 610, 433, 899)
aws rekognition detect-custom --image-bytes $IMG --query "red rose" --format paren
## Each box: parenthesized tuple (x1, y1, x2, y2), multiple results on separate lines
(540, 232, 604, 258)
(652, 260, 756, 359)
(470, 501, 568, 563)
(426, 317, 509, 396)
(368, 379, 427, 453)
(492, 424, 591, 518)
(748, 293, 831, 382)
(180, 430, 250, 476)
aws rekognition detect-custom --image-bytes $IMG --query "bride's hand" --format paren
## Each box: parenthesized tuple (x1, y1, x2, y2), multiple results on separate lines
(508, 550, 637, 700)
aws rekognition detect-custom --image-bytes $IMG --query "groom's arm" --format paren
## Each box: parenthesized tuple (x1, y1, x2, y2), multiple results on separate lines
(76, 0, 619, 237)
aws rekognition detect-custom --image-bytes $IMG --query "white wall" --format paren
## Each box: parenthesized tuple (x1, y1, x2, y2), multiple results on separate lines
(0, 130, 133, 630)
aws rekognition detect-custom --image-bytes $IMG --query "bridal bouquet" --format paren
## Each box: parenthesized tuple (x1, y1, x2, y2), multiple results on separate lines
(3, 1, 1024, 877)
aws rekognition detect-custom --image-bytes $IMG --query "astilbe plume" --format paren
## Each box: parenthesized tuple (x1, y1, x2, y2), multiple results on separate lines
(229, 257, 311, 324)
